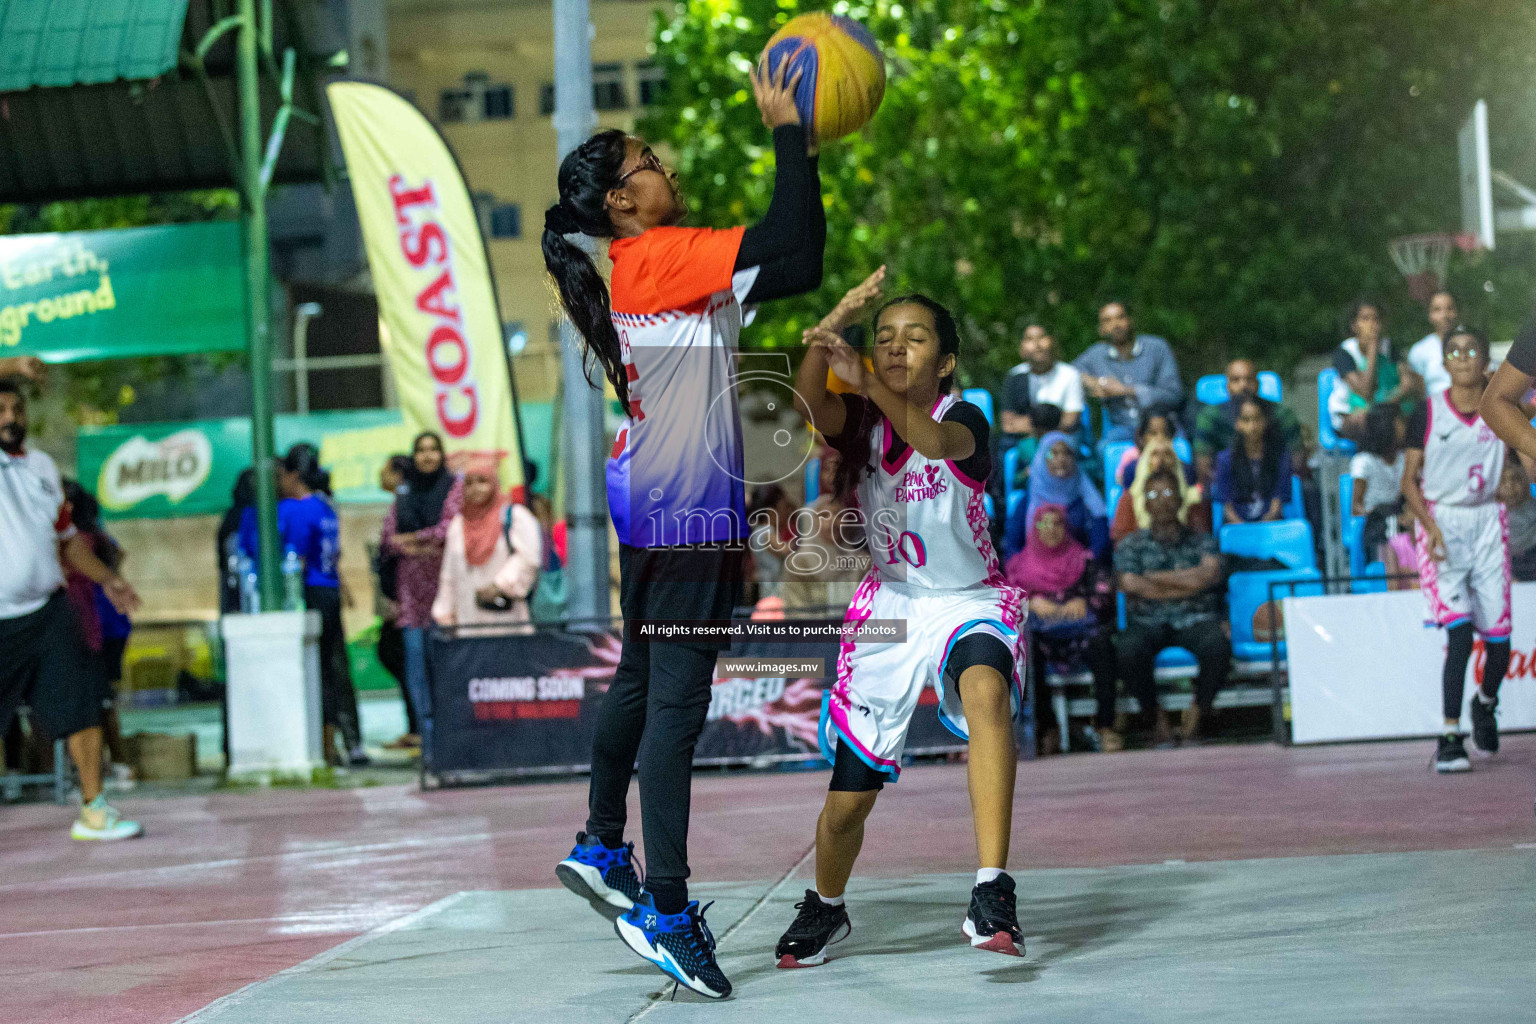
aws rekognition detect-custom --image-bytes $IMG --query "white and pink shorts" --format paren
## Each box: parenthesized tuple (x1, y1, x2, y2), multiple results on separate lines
(1415, 501, 1511, 638)
(819, 572, 1027, 782)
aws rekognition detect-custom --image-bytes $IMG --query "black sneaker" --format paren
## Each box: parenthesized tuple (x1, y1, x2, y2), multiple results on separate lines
(1470, 696, 1499, 755)
(775, 890, 852, 968)
(962, 874, 1025, 957)
(556, 833, 643, 919)
(614, 895, 731, 999)
(1434, 733, 1471, 773)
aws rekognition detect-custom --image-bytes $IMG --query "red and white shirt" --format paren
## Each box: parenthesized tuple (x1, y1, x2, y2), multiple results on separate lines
(0, 446, 73, 618)
(605, 226, 760, 547)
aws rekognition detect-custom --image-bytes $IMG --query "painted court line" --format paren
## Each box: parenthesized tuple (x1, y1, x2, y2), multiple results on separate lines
(173, 891, 471, 1024)
(626, 840, 817, 1023)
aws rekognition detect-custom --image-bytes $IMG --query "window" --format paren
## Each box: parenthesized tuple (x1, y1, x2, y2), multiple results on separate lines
(439, 87, 474, 123)
(489, 204, 521, 239)
(637, 61, 667, 107)
(539, 83, 555, 116)
(593, 63, 627, 111)
(482, 84, 514, 120)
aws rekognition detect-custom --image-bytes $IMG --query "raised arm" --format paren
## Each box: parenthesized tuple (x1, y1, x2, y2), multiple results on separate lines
(738, 62, 825, 303)
(792, 267, 886, 438)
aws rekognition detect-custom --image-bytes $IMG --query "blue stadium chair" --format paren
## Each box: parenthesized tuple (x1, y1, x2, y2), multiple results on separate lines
(1103, 441, 1133, 516)
(984, 492, 995, 519)
(1316, 368, 1357, 454)
(804, 457, 821, 503)
(1219, 518, 1316, 571)
(962, 387, 994, 427)
(1172, 434, 1193, 465)
(1116, 593, 1197, 669)
(1003, 446, 1021, 506)
(1214, 477, 1303, 527)
(1006, 489, 1026, 522)
(1339, 472, 1367, 578)
(1195, 372, 1283, 406)
(1228, 567, 1324, 662)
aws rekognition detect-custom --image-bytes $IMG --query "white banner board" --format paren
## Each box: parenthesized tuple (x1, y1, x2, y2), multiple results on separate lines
(1286, 585, 1536, 744)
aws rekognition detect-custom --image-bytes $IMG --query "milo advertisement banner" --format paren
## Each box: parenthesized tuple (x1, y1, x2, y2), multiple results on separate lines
(0, 223, 245, 362)
(78, 410, 412, 519)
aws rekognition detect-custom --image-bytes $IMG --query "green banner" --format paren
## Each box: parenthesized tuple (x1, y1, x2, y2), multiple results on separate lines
(79, 410, 408, 519)
(0, 222, 245, 362)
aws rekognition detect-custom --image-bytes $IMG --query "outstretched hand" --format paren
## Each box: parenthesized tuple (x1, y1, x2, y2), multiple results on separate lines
(803, 325, 864, 390)
(819, 266, 886, 332)
(752, 55, 804, 131)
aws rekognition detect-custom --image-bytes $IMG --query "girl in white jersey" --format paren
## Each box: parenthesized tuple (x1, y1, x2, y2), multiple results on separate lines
(775, 276, 1028, 967)
(1401, 327, 1511, 773)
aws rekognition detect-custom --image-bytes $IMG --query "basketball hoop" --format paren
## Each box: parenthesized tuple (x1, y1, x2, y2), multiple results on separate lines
(1388, 232, 1479, 304)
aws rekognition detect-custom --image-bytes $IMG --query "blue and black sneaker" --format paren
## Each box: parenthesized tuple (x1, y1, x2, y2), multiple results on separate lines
(556, 832, 643, 919)
(614, 894, 732, 1000)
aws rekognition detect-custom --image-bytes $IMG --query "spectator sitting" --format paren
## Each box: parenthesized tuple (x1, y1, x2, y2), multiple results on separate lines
(1004, 431, 1108, 560)
(1003, 324, 1085, 436)
(1114, 407, 1195, 489)
(1498, 459, 1536, 583)
(1000, 324, 1044, 438)
(1007, 402, 1063, 492)
(747, 484, 796, 601)
(1328, 297, 1420, 442)
(1005, 503, 1117, 755)
(1075, 300, 1184, 447)
(432, 453, 541, 635)
(1212, 397, 1294, 524)
(1350, 403, 1406, 560)
(1113, 466, 1230, 744)
(1193, 359, 1304, 487)
(1111, 436, 1211, 542)
(1406, 290, 1459, 398)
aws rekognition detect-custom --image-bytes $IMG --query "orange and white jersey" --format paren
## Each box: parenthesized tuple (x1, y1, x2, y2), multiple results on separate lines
(605, 226, 760, 547)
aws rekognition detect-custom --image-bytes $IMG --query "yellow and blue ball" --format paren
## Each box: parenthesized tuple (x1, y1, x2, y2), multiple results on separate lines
(760, 13, 885, 142)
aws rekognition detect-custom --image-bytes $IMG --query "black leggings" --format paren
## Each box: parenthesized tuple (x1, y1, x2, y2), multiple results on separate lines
(305, 585, 361, 750)
(585, 638, 719, 913)
(1442, 622, 1511, 720)
(828, 633, 1014, 793)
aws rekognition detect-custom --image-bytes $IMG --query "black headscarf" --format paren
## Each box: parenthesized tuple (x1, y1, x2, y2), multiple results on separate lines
(217, 468, 257, 614)
(396, 431, 453, 533)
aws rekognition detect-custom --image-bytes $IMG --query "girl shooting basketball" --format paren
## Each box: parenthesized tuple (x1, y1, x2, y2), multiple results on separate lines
(775, 274, 1028, 968)
(1401, 327, 1511, 772)
(544, 60, 825, 1000)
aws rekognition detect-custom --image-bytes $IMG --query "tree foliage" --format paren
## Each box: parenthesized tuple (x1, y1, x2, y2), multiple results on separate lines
(641, 0, 1536, 383)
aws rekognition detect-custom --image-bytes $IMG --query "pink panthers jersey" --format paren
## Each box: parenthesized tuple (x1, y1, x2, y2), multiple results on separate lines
(1418, 390, 1505, 507)
(851, 394, 1001, 590)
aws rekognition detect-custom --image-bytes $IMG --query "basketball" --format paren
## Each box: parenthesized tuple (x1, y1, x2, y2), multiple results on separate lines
(760, 13, 885, 142)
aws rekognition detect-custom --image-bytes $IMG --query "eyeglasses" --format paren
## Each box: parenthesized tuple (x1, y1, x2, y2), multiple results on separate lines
(615, 152, 667, 187)
(1145, 488, 1177, 500)
(1444, 346, 1482, 362)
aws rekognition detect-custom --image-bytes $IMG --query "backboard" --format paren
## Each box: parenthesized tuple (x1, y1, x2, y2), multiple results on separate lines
(1459, 100, 1495, 249)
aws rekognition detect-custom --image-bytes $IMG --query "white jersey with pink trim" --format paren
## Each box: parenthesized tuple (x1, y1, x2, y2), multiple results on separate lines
(1417, 390, 1505, 507)
(851, 394, 998, 591)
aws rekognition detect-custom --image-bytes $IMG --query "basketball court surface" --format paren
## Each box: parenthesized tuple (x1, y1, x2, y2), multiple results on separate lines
(4, 737, 1533, 1024)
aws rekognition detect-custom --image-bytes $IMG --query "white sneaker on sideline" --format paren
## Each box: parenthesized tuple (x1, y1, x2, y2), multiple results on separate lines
(71, 795, 143, 841)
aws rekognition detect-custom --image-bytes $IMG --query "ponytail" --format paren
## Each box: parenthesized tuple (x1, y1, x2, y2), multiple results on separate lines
(542, 129, 631, 408)
(282, 443, 332, 496)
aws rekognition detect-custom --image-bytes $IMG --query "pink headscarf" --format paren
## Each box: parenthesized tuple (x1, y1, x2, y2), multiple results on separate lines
(1005, 503, 1091, 594)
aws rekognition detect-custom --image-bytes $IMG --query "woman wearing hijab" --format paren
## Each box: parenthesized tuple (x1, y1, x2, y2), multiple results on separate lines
(380, 432, 463, 759)
(432, 454, 542, 633)
(1110, 437, 1210, 542)
(1005, 503, 1117, 755)
(1003, 431, 1108, 560)
(217, 469, 257, 614)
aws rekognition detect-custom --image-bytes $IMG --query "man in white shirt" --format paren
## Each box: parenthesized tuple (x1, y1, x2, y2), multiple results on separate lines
(1406, 290, 1459, 397)
(1000, 325, 1085, 435)
(0, 377, 144, 841)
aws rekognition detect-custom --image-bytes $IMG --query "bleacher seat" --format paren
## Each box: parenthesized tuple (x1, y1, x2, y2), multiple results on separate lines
(1194, 372, 1283, 406)
(1003, 446, 1021, 508)
(1006, 489, 1025, 522)
(1316, 368, 1357, 454)
(1172, 434, 1193, 465)
(1212, 469, 1304, 527)
(962, 387, 994, 427)
(1219, 518, 1316, 571)
(1227, 567, 1323, 663)
(1103, 441, 1133, 515)
(984, 492, 995, 518)
(804, 457, 820, 503)
(1339, 472, 1366, 577)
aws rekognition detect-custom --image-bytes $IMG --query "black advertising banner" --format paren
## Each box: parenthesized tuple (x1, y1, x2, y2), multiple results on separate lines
(425, 622, 965, 780)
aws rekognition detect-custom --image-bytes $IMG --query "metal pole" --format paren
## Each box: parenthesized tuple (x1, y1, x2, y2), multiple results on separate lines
(553, 0, 610, 623)
(237, 0, 281, 611)
(293, 302, 322, 416)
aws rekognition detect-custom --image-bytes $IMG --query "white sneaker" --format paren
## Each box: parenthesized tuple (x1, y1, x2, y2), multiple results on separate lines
(70, 795, 144, 841)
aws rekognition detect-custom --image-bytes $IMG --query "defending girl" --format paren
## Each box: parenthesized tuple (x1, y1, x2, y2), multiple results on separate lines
(543, 62, 825, 1000)
(1401, 327, 1511, 773)
(776, 274, 1028, 967)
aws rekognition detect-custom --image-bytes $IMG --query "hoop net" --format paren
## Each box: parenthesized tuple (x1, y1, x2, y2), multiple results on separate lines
(1389, 232, 1477, 304)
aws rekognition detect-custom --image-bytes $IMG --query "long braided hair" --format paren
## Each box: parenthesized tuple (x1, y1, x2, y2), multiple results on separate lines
(831, 294, 962, 501)
(541, 129, 631, 408)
